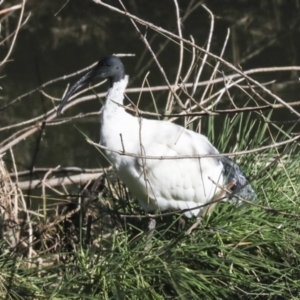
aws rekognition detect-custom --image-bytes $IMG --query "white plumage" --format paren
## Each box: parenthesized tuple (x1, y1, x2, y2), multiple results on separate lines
(58, 55, 256, 218)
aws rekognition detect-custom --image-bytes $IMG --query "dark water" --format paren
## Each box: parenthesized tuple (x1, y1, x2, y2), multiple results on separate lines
(1, 0, 300, 177)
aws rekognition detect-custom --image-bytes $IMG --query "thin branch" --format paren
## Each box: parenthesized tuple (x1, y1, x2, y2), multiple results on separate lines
(94, 0, 300, 117)
(1, 63, 298, 119)
(0, 12, 30, 46)
(86, 134, 300, 160)
(165, 0, 184, 111)
(10, 167, 109, 178)
(200, 27, 230, 105)
(118, 0, 185, 111)
(17, 172, 104, 190)
(0, 0, 26, 67)
(191, 4, 215, 97)
(0, 4, 22, 15)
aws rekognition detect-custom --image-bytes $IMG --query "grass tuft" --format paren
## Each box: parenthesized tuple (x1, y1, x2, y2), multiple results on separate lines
(2, 111, 300, 299)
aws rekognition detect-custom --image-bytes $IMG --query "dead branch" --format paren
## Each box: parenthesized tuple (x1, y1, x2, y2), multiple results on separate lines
(10, 167, 107, 178)
(87, 134, 300, 160)
(94, 0, 300, 117)
(17, 172, 104, 190)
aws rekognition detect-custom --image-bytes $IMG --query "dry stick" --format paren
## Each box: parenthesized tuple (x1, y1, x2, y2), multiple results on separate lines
(0, 13, 30, 46)
(10, 167, 107, 178)
(177, 61, 217, 121)
(1, 63, 299, 117)
(9, 149, 20, 246)
(135, 72, 150, 110)
(17, 172, 104, 190)
(184, 77, 246, 125)
(12, 95, 300, 133)
(94, 0, 300, 118)
(210, 78, 263, 123)
(0, 0, 25, 67)
(0, 105, 63, 153)
(2, 93, 300, 155)
(224, 77, 250, 107)
(42, 166, 60, 218)
(47, 111, 100, 126)
(42, 181, 110, 234)
(0, 61, 98, 112)
(200, 28, 230, 106)
(0, 54, 134, 112)
(176, 85, 216, 118)
(87, 133, 300, 161)
(118, 0, 185, 110)
(6, 4, 298, 226)
(136, 0, 202, 92)
(181, 37, 196, 128)
(223, 75, 240, 109)
(10, 148, 33, 260)
(174, 6, 207, 107)
(0, 4, 22, 15)
(4, 110, 98, 133)
(0, 75, 221, 132)
(127, 97, 152, 206)
(1, 66, 298, 132)
(0, 124, 35, 147)
(138, 115, 152, 208)
(178, 78, 273, 124)
(182, 36, 196, 85)
(42, 180, 65, 196)
(40, 89, 60, 102)
(191, 27, 231, 130)
(244, 74, 274, 107)
(191, 4, 214, 97)
(165, 0, 184, 112)
(1, 67, 300, 152)
(131, 1, 202, 93)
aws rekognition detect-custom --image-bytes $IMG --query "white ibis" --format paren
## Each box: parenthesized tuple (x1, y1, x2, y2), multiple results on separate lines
(57, 55, 256, 220)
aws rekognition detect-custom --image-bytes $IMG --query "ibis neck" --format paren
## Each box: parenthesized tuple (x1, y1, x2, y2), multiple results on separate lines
(103, 75, 129, 114)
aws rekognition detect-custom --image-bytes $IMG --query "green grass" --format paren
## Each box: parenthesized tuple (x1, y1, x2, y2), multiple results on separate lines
(2, 111, 300, 300)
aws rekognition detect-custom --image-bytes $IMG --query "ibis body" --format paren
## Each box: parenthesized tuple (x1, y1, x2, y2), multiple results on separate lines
(58, 55, 256, 217)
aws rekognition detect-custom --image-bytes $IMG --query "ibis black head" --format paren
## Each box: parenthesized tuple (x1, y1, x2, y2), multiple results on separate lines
(57, 55, 125, 115)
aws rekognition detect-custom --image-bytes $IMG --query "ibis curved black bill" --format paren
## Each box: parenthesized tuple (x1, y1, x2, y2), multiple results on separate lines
(57, 55, 125, 116)
(57, 69, 96, 115)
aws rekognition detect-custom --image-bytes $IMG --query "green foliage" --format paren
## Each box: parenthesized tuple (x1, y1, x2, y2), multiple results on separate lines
(2, 112, 300, 300)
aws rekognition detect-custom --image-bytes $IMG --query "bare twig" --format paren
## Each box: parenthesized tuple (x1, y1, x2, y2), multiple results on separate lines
(118, 0, 185, 111)
(94, 0, 300, 117)
(17, 172, 105, 190)
(165, 0, 184, 111)
(191, 4, 215, 97)
(10, 167, 109, 178)
(87, 134, 300, 160)
(0, 4, 22, 15)
(0, 0, 26, 67)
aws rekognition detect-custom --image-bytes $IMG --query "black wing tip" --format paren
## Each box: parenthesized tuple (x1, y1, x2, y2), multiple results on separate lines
(221, 156, 257, 202)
